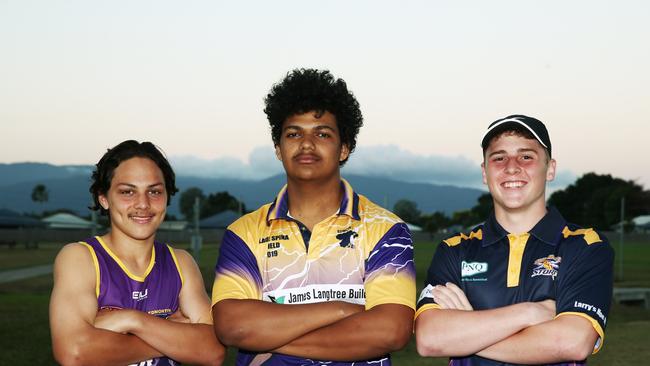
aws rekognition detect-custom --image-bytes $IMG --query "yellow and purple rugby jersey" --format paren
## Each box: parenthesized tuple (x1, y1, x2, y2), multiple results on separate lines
(416, 207, 614, 366)
(212, 180, 415, 366)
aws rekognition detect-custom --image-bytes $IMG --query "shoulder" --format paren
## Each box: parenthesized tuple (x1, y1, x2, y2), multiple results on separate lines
(560, 223, 609, 246)
(356, 195, 410, 243)
(53, 242, 98, 287)
(441, 226, 484, 248)
(357, 194, 402, 223)
(55, 241, 96, 266)
(166, 247, 194, 266)
(559, 224, 613, 262)
(227, 203, 273, 237)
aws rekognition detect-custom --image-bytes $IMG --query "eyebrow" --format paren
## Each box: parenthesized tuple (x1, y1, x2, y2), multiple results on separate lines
(115, 182, 164, 188)
(487, 148, 539, 158)
(283, 125, 337, 132)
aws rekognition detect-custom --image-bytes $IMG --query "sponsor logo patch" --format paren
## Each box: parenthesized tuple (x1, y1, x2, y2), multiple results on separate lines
(461, 261, 488, 282)
(531, 255, 561, 279)
(461, 261, 488, 277)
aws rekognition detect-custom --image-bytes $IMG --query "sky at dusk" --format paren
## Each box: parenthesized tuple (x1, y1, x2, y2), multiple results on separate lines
(2, 0, 648, 189)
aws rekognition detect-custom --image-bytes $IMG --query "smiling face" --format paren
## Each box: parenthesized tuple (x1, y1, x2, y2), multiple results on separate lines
(482, 132, 556, 216)
(275, 111, 349, 183)
(98, 157, 167, 242)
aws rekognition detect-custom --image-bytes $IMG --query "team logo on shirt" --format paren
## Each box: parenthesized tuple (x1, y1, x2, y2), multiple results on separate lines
(531, 255, 562, 279)
(132, 289, 148, 301)
(336, 229, 358, 249)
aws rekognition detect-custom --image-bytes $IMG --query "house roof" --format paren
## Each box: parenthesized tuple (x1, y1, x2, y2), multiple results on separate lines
(42, 213, 96, 229)
(199, 210, 241, 229)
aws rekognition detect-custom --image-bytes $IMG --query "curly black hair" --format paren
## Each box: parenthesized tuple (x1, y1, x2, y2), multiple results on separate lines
(264, 68, 363, 165)
(89, 140, 179, 215)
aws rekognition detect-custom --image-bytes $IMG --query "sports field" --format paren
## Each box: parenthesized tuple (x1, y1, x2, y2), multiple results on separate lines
(1, 238, 649, 365)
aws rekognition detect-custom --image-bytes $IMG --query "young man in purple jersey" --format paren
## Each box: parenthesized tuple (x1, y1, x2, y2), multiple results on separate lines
(415, 116, 614, 365)
(50, 140, 225, 366)
(211, 69, 415, 365)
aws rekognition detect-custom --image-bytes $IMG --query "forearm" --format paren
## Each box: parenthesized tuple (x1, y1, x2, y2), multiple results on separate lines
(129, 314, 224, 366)
(212, 299, 363, 350)
(53, 327, 162, 366)
(415, 302, 546, 357)
(274, 304, 413, 361)
(477, 315, 598, 364)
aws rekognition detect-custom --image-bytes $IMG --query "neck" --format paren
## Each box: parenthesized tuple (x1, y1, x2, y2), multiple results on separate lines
(101, 229, 155, 264)
(494, 202, 547, 234)
(286, 174, 343, 229)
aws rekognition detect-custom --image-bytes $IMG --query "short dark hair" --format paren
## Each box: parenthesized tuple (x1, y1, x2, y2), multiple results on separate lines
(482, 126, 551, 162)
(264, 68, 363, 165)
(89, 140, 179, 215)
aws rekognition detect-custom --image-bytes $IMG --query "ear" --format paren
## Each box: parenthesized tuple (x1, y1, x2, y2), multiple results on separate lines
(481, 161, 488, 185)
(339, 144, 350, 163)
(275, 145, 282, 161)
(546, 158, 557, 182)
(98, 194, 110, 210)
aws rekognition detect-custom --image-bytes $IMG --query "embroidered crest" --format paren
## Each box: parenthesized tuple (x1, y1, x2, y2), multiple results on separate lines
(531, 255, 561, 279)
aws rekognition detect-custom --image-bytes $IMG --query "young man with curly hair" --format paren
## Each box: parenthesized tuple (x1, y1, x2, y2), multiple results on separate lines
(415, 116, 614, 365)
(211, 69, 416, 365)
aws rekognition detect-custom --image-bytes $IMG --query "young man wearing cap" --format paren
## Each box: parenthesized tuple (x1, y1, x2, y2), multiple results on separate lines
(211, 69, 415, 365)
(415, 115, 614, 365)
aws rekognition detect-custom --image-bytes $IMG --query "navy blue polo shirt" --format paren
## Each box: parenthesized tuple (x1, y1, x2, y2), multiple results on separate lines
(416, 207, 614, 365)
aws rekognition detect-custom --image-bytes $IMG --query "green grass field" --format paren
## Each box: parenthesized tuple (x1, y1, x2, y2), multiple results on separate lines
(1, 238, 649, 365)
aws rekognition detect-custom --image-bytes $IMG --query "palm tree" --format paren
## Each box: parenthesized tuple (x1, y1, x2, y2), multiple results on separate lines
(31, 184, 49, 207)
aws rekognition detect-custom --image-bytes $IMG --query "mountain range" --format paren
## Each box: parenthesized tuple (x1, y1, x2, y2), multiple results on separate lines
(0, 163, 484, 217)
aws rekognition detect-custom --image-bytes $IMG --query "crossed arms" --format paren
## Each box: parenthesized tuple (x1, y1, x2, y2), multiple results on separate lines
(49, 243, 225, 366)
(414, 282, 598, 364)
(212, 299, 413, 361)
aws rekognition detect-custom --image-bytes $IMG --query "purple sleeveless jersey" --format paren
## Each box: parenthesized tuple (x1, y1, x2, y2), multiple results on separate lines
(82, 236, 183, 366)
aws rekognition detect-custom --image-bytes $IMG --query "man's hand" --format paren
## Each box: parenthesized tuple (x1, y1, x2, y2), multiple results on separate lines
(431, 282, 473, 311)
(166, 310, 190, 324)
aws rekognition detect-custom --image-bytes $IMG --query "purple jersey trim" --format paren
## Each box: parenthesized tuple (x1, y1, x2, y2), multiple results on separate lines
(215, 230, 264, 292)
(365, 223, 416, 279)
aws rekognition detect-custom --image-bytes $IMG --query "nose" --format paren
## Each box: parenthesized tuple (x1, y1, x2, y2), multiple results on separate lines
(299, 134, 315, 150)
(134, 192, 151, 210)
(505, 158, 521, 174)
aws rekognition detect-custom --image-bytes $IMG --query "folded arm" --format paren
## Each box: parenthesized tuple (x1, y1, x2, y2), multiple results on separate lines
(95, 249, 225, 366)
(415, 283, 555, 357)
(477, 314, 598, 363)
(274, 303, 414, 361)
(212, 298, 363, 351)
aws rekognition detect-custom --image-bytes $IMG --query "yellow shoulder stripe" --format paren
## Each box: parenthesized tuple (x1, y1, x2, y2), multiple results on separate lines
(79, 242, 100, 298)
(444, 229, 483, 247)
(562, 227, 602, 245)
(167, 245, 185, 286)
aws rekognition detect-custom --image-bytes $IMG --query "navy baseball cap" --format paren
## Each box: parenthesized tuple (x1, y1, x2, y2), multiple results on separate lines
(481, 115, 551, 157)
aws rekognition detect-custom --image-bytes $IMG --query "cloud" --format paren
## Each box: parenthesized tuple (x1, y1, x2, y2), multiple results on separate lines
(170, 147, 283, 181)
(170, 144, 576, 189)
(342, 145, 482, 187)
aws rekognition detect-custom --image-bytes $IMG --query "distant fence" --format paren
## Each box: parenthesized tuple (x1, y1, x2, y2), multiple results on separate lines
(2, 228, 645, 250)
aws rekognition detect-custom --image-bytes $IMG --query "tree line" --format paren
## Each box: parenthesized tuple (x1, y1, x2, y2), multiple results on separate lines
(393, 172, 650, 235)
(28, 172, 649, 230)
